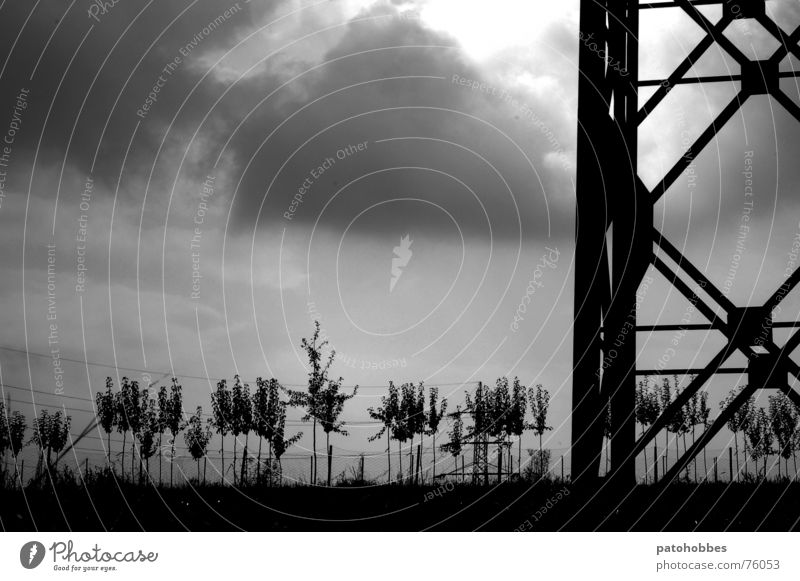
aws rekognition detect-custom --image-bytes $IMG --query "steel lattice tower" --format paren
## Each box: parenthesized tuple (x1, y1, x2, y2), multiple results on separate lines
(571, 0, 800, 488)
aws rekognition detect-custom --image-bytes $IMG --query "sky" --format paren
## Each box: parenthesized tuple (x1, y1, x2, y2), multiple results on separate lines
(1, 0, 800, 481)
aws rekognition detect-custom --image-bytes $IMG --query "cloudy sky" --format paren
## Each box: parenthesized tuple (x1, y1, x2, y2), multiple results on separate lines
(2, 0, 800, 478)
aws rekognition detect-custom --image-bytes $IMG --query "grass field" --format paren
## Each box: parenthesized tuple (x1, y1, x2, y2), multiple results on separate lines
(3, 475, 800, 531)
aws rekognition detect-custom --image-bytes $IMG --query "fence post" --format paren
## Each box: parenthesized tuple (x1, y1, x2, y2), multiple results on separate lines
(327, 445, 333, 487)
(561, 456, 564, 481)
(310, 455, 313, 485)
(729, 448, 733, 483)
(497, 448, 502, 483)
(713, 457, 718, 483)
(653, 445, 658, 484)
(416, 445, 422, 485)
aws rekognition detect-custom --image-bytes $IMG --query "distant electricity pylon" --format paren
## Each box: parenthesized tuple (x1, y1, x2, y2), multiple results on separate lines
(571, 0, 800, 488)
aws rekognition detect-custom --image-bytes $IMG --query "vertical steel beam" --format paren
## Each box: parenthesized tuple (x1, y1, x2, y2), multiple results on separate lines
(571, 0, 612, 485)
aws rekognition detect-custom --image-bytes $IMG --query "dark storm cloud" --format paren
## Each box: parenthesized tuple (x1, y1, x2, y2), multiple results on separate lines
(0, 0, 262, 194)
(159, 1, 579, 241)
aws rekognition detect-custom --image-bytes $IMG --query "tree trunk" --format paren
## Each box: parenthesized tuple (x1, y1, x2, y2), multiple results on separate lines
(257, 437, 262, 483)
(312, 418, 317, 484)
(398, 440, 403, 482)
(241, 434, 248, 486)
(121, 431, 127, 482)
(326, 432, 332, 487)
(518, 436, 522, 477)
(203, 457, 207, 485)
(539, 432, 543, 477)
(419, 433, 424, 485)
(409, 435, 414, 483)
(734, 432, 740, 481)
(432, 433, 436, 483)
(159, 434, 163, 486)
(107, 431, 112, 468)
(197, 458, 201, 482)
(220, 434, 225, 485)
(386, 430, 391, 485)
(170, 437, 176, 487)
(232, 435, 237, 486)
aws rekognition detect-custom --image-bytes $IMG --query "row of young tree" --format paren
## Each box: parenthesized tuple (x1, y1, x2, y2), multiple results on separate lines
(368, 377, 553, 484)
(1, 322, 557, 488)
(624, 376, 800, 482)
(0, 401, 72, 484)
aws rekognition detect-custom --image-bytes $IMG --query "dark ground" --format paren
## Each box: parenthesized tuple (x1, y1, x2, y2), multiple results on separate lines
(3, 477, 800, 531)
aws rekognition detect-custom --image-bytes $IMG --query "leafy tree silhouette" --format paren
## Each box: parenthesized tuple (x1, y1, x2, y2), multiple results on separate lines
(269, 401, 302, 485)
(746, 406, 774, 479)
(317, 376, 358, 486)
(136, 394, 158, 483)
(210, 379, 232, 485)
(426, 385, 447, 483)
(184, 406, 212, 484)
(7, 410, 26, 484)
(32, 409, 71, 480)
(768, 393, 797, 479)
(508, 378, 527, 478)
(368, 381, 400, 484)
(288, 321, 336, 485)
(95, 378, 117, 471)
(440, 405, 464, 480)
(253, 377, 280, 483)
(528, 384, 552, 477)
(231, 375, 252, 485)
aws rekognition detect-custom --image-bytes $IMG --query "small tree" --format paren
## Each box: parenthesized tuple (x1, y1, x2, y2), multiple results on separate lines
(270, 402, 302, 485)
(32, 409, 71, 478)
(440, 406, 464, 481)
(288, 321, 334, 485)
(410, 382, 427, 483)
(210, 379, 232, 484)
(635, 377, 661, 483)
(698, 389, 711, 480)
(231, 375, 253, 485)
(95, 378, 117, 471)
(253, 377, 281, 483)
(136, 396, 158, 482)
(465, 382, 491, 484)
(118, 377, 143, 481)
(746, 406, 774, 479)
(490, 377, 511, 481)
(508, 377, 527, 477)
(184, 406, 212, 484)
(528, 384, 552, 477)
(659, 377, 672, 467)
(426, 386, 447, 483)
(768, 393, 797, 479)
(8, 411, 26, 485)
(368, 381, 400, 484)
(158, 379, 183, 487)
(156, 384, 170, 485)
(721, 385, 752, 480)
(317, 377, 358, 486)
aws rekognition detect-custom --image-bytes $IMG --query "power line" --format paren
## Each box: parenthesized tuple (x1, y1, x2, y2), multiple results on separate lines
(0, 345, 480, 389)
